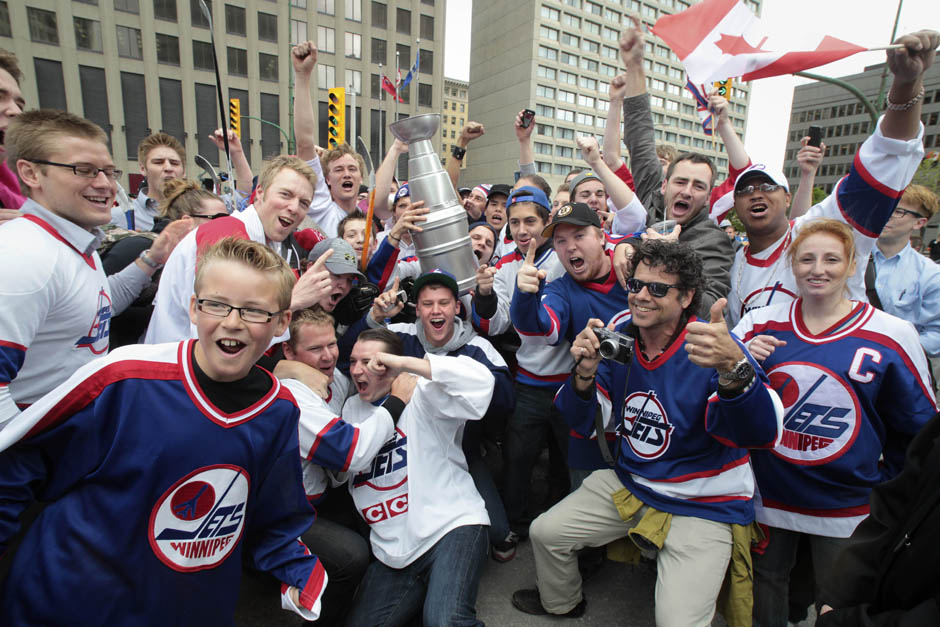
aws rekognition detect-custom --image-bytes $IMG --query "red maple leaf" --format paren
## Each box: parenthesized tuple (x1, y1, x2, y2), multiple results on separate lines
(714, 33, 770, 55)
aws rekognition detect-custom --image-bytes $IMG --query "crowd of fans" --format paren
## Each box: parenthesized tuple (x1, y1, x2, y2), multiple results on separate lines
(0, 19, 938, 627)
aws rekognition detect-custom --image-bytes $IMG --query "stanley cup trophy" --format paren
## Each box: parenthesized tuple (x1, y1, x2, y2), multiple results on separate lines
(389, 113, 479, 295)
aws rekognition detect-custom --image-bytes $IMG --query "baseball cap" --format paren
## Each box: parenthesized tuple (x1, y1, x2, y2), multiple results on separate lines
(507, 186, 551, 213)
(719, 219, 733, 228)
(541, 202, 601, 237)
(308, 238, 366, 280)
(411, 268, 459, 300)
(394, 182, 411, 203)
(569, 171, 601, 196)
(734, 164, 790, 193)
(487, 184, 512, 202)
(458, 186, 472, 196)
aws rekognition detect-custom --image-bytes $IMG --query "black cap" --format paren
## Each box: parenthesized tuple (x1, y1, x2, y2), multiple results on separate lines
(487, 184, 512, 201)
(541, 202, 600, 237)
(411, 269, 459, 300)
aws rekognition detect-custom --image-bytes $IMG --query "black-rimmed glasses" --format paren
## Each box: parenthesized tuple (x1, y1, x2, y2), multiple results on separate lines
(891, 207, 926, 220)
(28, 159, 123, 180)
(625, 278, 681, 298)
(196, 299, 281, 323)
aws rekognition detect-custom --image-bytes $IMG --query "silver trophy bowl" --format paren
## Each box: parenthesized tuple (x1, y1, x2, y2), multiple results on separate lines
(389, 113, 478, 296)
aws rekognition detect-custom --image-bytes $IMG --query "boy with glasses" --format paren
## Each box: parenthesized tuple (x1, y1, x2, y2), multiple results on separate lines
(0, 237, 327, 624)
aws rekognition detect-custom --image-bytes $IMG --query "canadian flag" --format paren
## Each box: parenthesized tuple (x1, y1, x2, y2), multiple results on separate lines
(652, 0, 867, 85)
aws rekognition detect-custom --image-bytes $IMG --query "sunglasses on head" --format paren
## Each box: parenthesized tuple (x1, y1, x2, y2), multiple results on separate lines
(625, 277, 680, 298)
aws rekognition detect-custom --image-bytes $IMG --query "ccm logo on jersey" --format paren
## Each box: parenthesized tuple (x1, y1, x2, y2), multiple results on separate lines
(149, 465, 250, 572)
(767, 362, 861, 465)
(75, 288, 112, 355)
(622, 391, 673, 459)
(361, 494, 409, 524)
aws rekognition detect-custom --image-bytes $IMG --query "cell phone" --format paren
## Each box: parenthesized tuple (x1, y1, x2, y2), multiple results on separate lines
(521, 109, 536, 129)
(807, 125, 823, 148)
(382, 290, 408, 313)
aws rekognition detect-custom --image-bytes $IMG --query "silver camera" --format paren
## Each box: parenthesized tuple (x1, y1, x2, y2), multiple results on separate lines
(593, 328, 635, 364)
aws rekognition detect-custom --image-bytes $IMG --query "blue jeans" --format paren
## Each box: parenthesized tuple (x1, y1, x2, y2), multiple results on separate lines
(503, 383, 571, 535)
(346, 524, 488, 627)
(463, 420, 510, 544)
(752, 526, 855, 627)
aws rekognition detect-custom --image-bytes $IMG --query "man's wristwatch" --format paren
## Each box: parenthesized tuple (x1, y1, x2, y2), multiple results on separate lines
(138, 249, 164, 270)
(451, 145, 467, 160)
(718, 357, 753, 382)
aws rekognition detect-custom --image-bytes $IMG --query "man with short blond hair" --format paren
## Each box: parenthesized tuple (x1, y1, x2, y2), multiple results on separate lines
(110, 132, 186, 231)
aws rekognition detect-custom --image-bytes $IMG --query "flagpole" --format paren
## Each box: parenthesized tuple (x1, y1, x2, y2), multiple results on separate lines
(395, 50, 400, 123)
(415, 38, 420, 113)
(379, 62, 385, 161)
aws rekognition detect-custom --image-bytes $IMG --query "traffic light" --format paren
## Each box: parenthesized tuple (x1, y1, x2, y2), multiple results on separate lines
(327, 87, 345, 148)
(228, 98, 241, 137)
(713, 79, 733, 101)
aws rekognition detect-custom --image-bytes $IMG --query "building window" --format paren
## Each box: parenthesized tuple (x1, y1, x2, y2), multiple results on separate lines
(317, 26, 335, 53)
(579, 76, 596, 90)
(559, 71, 577, 85)
(557, 127, 574, 140)
(418, 83, 431, 107)
(345, 0, 361, 21)
(396, 43, 411, 73)
(74, 17, 103, 52)
(536, 85, 555, 99)
(540, 26, 558, 41)
(35, 58, 67, 109)
(122, 72, 149, 159)
(540, 6, 559, 20)
(291, 19, 307, 43)
(258, 12, 277, 41)
(317, 0, 334, 15)
(343, 70, 361, 95)
(538, 46, 557, 61)
(345, 32, 361, 59)
(227, 46, 247, 76)
(81, 66, 111, 148)
(534, 142, 552, 155)
(537, 65, 556, 80)
(561, 13, 579, 28)
(535, 104, 554, 118)
(259, 52, 278, 81)
(225, 4, 246, 36)
(578, 95, 595, 108)
(153, 0, 176, 21)
(371, 1, 386, 28)
(558, 89, 575, 104)
(419, 14, 433, 39)
(582, 40, 599, 54)
(116, 25, 143, 58)
(419, 49, 432, 74)
(371, 38, 386, 64)
(291, 0, 306, 7)
(115, 0, 140, 13)
(557, 108, 574, 122)
(156, 33, 180, 65)
(396, 8, 410, 34)
(191, 0, 211, 28)
(317, 63, 335, 89)
(0, 2, 10, 38)
(560, 52, 578, 67)
(560, 33, 579, 48)
(193, 40, 214, 70)
(28, 8, 59, 45)
(580, 57, 598, 72)
(536, 123, 553, 137)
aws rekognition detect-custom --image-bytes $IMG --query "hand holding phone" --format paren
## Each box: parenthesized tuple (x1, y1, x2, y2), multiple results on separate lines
(521, 109, 536, 129)
(807, 125, 823, 148)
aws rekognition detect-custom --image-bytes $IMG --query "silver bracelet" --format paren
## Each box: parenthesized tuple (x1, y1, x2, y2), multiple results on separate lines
(138, 249, 163, 270)
(885, 86, 924, 111)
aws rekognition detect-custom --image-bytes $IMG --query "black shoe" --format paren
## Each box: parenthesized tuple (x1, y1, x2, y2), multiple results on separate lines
(511, 589, 586, 617)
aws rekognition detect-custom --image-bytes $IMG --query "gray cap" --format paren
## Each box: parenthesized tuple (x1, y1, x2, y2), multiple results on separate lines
(308, 238, 366, 280)
(569, 171, 601, 196)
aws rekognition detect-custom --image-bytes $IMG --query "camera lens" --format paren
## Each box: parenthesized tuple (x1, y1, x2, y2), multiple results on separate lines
(598, 339, 618, 359)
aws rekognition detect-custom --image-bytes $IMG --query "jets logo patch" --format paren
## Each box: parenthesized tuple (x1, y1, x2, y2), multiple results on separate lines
(622, 391, 673, 459)
(767, 362, 860, 465)
(149, 465, 250, 572)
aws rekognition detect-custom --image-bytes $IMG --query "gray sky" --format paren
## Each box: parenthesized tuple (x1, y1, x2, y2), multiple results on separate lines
(443, 0, 937, 170)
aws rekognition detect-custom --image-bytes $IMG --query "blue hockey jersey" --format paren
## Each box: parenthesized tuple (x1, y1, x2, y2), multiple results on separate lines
(0, 340, 326, 625)
(734, 300, 937, 537)
(554, 320, 783, 524)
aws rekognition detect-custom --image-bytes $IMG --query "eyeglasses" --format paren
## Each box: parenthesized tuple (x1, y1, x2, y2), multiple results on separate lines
(29, 159, 123, 180)
(196, 298, 281, 323)
(625, 278, 681, 298)
(191, 212, 229, 221)
(734, 183, 781, 197)
(891, 208, 926, 220)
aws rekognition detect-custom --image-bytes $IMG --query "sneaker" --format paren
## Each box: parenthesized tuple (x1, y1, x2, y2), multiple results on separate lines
(491, 531, 518, 562)
(511, 589, 586, 618)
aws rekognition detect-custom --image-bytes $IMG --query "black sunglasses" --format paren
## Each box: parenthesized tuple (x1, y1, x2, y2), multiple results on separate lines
(625, 277, 680, 298)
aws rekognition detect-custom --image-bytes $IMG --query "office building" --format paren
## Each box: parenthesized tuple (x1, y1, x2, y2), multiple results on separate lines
(3, 0, 444, 191)
(462, 0, 758, 189)
(440, 76, 468, 167)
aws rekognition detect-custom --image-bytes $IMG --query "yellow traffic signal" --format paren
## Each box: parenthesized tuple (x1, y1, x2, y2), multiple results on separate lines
(228, 98, 241, 137)
(713, 79, 733, 101)
(327, 87, 345, 148)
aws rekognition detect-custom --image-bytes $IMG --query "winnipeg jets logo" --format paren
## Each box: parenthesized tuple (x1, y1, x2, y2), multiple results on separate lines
(622, 391, 673, 459)
(149, 465, 250, 572)
(75, 289, 111, 354)
(767, 363, 860, 465)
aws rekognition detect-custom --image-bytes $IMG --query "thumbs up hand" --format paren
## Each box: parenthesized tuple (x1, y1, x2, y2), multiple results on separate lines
(516, 243, 547, 294)
(683, 298, 746, 371)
